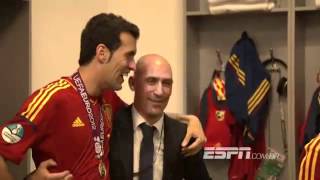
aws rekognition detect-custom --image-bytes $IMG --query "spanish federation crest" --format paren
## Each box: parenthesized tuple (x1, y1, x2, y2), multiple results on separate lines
(215, 110, 225, 121)
(1, 123, 24, 144)
(103, 104, 112, 128)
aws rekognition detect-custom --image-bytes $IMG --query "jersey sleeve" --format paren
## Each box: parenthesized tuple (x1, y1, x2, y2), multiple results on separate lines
(0, 79, 70, 164)
(299, 136, 320, 180)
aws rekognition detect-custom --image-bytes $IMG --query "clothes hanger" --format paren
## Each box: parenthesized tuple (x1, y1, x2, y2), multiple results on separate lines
(211, 49, 224, 80)
(262, 48, 287, 70)
(263, 48, 287, 97)
(240, 31, 256, 47)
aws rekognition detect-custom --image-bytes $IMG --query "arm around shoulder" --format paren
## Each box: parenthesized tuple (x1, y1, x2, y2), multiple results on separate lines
(167, 113, 206, 156)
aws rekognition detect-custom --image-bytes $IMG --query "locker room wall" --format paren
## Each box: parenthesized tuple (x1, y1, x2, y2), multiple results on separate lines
(105, 0, 185, 113)
(0, 1, 30, 179)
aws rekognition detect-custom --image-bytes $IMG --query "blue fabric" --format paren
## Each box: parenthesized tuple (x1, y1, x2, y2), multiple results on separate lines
(225, 32, 271, 143)
(303, 87, 320, 147)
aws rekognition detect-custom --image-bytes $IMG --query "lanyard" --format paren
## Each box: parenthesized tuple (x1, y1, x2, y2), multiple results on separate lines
(72, 72, 105, 159)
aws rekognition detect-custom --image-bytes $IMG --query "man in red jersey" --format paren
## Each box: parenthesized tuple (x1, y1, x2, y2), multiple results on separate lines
(0, 13, 206, 180)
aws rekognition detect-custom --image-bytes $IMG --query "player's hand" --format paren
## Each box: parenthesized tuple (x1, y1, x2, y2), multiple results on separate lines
(27, 159, 73, 180)
(181, 115, 207, 156)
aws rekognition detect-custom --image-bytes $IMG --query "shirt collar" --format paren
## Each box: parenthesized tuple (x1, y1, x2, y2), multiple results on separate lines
(132, 105, 163, 133)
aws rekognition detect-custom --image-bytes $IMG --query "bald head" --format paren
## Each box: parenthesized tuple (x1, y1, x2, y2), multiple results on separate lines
(135, 54, 172, 77)
(131, 54, 173, 124)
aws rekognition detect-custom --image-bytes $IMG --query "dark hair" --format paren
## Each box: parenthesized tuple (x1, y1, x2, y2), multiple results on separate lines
(79, 13, 140, 66)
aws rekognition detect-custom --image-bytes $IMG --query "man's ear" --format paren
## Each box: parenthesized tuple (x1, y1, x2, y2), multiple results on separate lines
(96, 43, 111, 64)
(128, 76, 135, 91)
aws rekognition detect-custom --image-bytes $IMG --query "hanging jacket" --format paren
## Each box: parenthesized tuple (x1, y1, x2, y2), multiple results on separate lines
(225, 32, 271, 144)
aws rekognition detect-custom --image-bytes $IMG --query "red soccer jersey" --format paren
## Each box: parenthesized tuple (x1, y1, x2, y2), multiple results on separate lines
(299, 134, 320, 180)
(199, 74, 235, 148)
(203, 85, 235, 148)
(0, 77, 126, 179)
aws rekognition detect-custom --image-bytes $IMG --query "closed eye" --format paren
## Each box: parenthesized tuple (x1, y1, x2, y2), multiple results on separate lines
(162, 79, 173, 87)
(146, 77, 158, 85)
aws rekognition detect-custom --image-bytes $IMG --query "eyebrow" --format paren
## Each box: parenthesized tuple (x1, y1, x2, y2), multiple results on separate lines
(146, 76, 173, 82)
(163, 79, 173, 84)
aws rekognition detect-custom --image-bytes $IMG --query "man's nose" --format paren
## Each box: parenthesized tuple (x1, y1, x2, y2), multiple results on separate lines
(154, 83, 164, 96)
(128, 59, 136, 71)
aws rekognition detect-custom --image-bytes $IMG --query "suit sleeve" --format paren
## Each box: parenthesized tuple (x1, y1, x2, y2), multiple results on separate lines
(183, 150, 212, 180)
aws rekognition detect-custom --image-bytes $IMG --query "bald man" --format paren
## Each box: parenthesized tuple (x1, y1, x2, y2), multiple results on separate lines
(109, 54, 211, 180)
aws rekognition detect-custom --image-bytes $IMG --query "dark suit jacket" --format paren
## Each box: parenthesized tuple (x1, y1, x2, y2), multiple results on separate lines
(109, 105, 211, 180)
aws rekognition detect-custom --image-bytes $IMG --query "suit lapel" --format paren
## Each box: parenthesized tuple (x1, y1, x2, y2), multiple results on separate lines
(118, 106, 134, 179)
(163, 115, 175, 180)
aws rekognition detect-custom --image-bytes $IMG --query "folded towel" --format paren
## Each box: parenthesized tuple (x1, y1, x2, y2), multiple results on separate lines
(209, 2, 275, 15)
(208, 0, 271, 6)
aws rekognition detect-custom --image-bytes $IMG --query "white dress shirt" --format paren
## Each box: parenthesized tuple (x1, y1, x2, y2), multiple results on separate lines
(132, 106, 164, 180)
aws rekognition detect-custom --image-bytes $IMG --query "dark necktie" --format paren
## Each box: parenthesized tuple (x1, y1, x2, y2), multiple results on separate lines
(139, 123, 155, 180)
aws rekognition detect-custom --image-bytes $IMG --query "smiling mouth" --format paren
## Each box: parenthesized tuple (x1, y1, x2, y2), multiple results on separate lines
(149, 99, 164, 104)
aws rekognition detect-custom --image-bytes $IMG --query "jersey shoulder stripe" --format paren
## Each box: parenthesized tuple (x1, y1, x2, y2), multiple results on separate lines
(21, 79, 71, 122)
(300, 136, 320, 180)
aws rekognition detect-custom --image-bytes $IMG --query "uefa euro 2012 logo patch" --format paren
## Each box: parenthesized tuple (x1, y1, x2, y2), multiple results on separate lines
(1, 123, 24, 144)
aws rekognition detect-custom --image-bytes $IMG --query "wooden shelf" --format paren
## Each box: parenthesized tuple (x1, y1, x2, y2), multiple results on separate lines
(271, 7, 288, 13)
(186, 11, 210, 16)
(295, 6, 320, 12)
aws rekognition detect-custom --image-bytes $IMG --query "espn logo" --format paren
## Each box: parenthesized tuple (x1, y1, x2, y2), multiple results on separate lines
(203, 147, 280, 160)
(203, 147, 251, 160)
